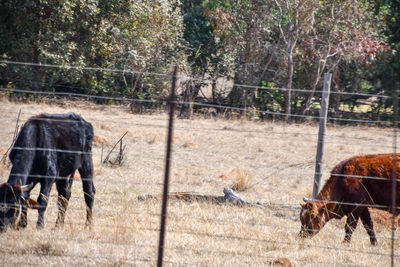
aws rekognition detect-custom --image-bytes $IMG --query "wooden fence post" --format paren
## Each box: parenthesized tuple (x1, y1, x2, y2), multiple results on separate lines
(312, 73, 332, 199)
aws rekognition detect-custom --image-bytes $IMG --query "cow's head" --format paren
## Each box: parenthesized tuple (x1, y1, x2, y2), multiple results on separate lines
(299, 197, 335, 238)
(0, 183, 36, 231)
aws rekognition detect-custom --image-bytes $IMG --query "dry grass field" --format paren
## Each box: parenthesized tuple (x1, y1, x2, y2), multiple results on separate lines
(0, 99, 398, 266)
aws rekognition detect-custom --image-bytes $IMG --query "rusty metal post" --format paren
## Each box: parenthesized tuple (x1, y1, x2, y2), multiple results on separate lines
(157, 66, 177, 267)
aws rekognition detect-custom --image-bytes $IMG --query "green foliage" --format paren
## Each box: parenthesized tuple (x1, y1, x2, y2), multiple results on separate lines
(362, 0, 400, 119)
(181, 0, 216, 75)
(386, 0, 400, 79)
(0, 0, 183, 100)
(254, 81, 285, 112)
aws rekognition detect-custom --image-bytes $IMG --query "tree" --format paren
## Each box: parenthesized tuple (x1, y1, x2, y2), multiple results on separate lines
(204, 1, 278, 114)
(273, 0, 321, 120)
(0, 0, 183, 100)
(295, 0, 385, 115)
(385, 0, 400, 81)
(179, 0, 218, 117)
(362, 0, 400, 120)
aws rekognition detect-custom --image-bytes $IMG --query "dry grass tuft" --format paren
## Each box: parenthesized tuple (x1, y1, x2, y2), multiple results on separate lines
(147, 136, 157, 144)
(146, 133, 163, 144)
(370, 209, 400, 229)
(229, 168, 253, 192)
(182, 141, 197, 148)
(272, 257, 293, 267)
(0, 147, 7, 155)
(0, 158, 10, 179)
(104, 152, 126, 167)
(93, 158, 103, 177)
(21, 241, 65, 257)
(93, 135, 109, 145)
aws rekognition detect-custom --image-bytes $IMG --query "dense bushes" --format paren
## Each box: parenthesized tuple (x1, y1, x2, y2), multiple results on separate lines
(0, 0, 399, 122)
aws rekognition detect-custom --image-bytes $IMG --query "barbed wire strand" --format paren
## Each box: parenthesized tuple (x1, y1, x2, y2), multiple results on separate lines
(0, 60, 169, 78)
(0, 98, 395, 150)
(0, 85, 395, 128)
(0, 86, 393, 127)
(7, 193, 400, 243)
(0, 60, 392, 99)
(6, 162, 400, 184)
(0, 236, 362, 267)
(59, 212, 398, 242)
(1, 222, 392, 264)
(0, 113, 394, 151)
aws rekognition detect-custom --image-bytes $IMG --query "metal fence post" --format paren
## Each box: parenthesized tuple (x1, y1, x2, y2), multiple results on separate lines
(312, 73, 332, 199)
(391, 83, 398, 267)
(157, 66, 177, 267)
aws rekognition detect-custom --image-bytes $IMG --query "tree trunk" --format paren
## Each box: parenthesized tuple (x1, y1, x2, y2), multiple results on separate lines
(179, 80, 201, 119)
(286, 49, 294, 122)
(301, 74, 320, 116)
(301, 58, 326, 116)
(211, 79, 217, 103)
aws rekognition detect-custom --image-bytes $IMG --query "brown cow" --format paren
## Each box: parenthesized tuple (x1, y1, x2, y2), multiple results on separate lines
(299, 153, 400, 245)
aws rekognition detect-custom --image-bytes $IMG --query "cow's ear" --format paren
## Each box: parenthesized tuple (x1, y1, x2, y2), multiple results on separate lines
(25, 199, 41, 209)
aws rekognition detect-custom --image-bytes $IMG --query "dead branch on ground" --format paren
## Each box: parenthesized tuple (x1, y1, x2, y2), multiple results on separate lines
(138, 187, 266, 209)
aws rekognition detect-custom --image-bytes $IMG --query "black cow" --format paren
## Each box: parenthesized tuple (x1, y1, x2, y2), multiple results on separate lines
(0, 112, 95, 231)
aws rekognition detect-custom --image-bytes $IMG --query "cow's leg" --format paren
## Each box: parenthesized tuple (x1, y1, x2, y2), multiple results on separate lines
(344, 212, 360, 243)
(79, 157, 95, 226)
(82, 178, 95, 226)
(360, 208, 377, 245)
(55, 177, 73, 226)
(36, 184, 53, 229)
(36, 165, 56, 229)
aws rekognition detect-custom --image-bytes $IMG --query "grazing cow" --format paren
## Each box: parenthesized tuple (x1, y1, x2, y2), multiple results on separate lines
(0, 112, 95, 231)
(299, 153, 400, 245)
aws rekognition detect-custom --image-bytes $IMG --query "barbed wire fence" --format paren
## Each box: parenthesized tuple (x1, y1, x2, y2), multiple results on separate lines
(0, 60, 398, 266)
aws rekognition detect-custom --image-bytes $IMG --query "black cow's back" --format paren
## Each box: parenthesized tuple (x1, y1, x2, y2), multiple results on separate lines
(8, 112, 94, 184)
